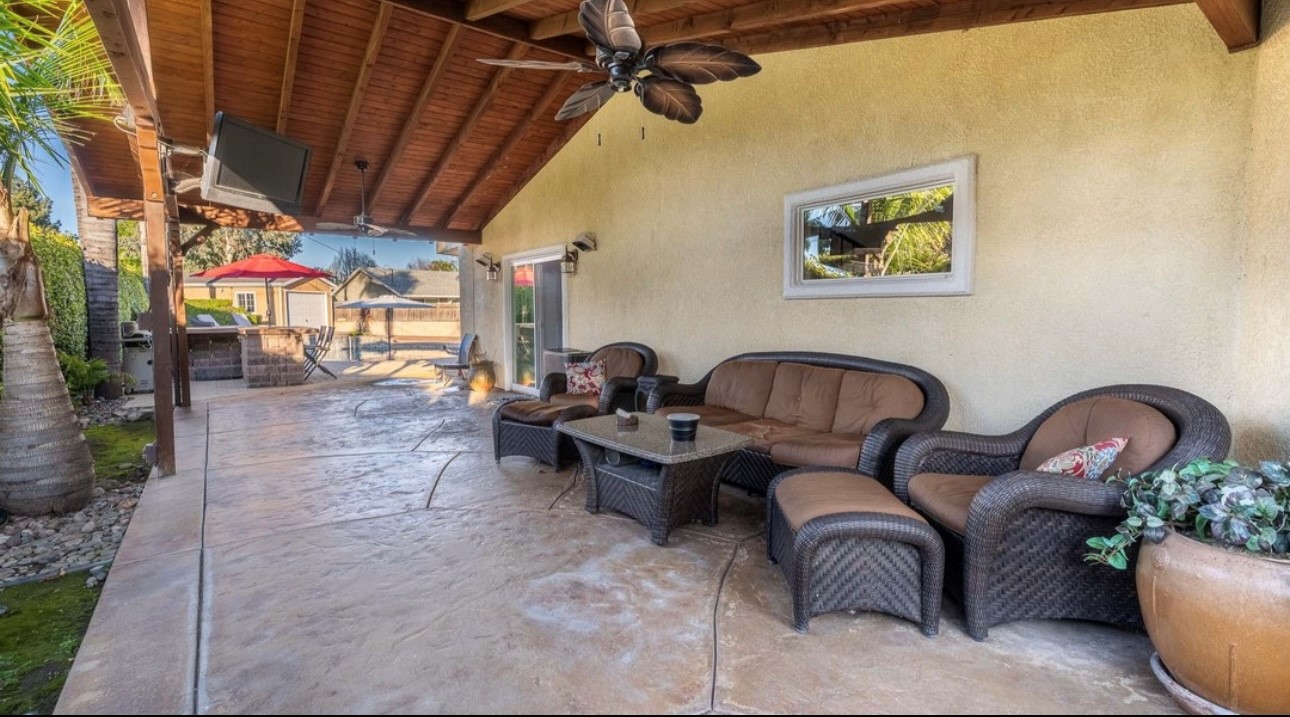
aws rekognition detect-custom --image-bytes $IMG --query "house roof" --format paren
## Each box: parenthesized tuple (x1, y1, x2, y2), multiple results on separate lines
(346, 267, 460, 299)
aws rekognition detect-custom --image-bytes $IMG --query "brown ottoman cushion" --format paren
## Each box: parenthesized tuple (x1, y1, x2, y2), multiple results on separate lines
(499, 400, 573, 426)
(775, 471, 924, 530)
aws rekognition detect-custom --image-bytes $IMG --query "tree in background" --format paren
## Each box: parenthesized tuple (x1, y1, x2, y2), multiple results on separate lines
(0, 0, 119, 514)
(10, 182, 57, 230)
(407, 257, 457, 271)
(184, 227, 303, 271)
(115, 221, 147, 321)
(329, 245, 376, 279)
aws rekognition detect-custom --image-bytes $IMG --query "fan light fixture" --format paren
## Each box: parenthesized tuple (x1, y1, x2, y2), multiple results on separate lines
(561, 247, 579, 275)
(476, 253, 501, 281)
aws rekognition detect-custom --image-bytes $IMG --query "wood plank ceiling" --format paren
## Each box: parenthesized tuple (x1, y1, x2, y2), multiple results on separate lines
(74, 0, 1255, 237)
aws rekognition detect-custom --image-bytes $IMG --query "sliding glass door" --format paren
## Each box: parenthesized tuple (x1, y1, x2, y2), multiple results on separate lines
(506, 252, 565, 393)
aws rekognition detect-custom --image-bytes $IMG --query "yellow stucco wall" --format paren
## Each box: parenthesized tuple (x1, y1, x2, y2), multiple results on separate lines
(477, 6, 1258, 435)
(1235, 0, 1290, 460)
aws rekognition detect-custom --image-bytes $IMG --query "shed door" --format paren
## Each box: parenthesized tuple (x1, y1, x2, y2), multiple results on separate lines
(286, 291, 329, 328)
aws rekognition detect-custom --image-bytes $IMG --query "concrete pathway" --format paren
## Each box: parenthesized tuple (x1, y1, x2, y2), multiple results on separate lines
(56, 380, 1180, 714)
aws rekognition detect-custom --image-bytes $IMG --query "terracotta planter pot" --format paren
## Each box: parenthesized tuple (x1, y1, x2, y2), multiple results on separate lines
(1137, 530, 1290, 714)
(467, 361, 496, 392)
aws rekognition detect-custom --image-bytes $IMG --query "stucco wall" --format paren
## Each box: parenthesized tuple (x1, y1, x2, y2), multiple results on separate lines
(475, 6, 1255, 435)
(1234, 0, 1290, 460)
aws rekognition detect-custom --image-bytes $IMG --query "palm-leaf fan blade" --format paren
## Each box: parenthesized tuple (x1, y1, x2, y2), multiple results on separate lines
(647, 43, 761, 85)
(556, 81, 618, 121)
(579, 0, 642, 54)
(634, 76, 702, 124)
(478, 59, 595, 72)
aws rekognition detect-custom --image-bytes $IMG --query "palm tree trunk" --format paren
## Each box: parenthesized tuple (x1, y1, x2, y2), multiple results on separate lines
(0, 319, 95, 514)
(75, 179, 122, 398)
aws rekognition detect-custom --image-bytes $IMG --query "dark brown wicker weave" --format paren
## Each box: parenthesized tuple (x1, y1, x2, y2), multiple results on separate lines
(644, 351, 951, 492)
(493, 342, 658, 469)
(767, 467, 944, 635)
(892, 384, 1232, 640)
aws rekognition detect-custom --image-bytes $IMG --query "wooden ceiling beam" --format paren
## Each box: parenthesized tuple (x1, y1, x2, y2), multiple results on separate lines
(84, 0, 160, 124)
(640, 0, 912, 46)
(467, 0, 537, 21)
(445, 73, 568, 228)
(530, 0, 694, 40)
(369, 24, 464, 209)
(401, 43, 527, 225)
(275, 0, 308, 133)
(722, 0, 1188, 56)
(314, 3, 393, 214)
(482, 110, 595, 227)
(1194, 0, 1260, 51)
(201, 0, 215, 137)
(383, 0, 586, 59)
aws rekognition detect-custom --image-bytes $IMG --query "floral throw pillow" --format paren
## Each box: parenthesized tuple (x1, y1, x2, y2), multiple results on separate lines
(1037, 437, 1130, 481)
(565, 359, 606, 396)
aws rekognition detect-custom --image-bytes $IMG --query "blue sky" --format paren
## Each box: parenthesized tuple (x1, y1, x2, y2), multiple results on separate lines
(33, 147, 457, 271)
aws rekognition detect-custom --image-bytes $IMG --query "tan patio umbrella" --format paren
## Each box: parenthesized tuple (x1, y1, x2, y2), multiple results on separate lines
(335, 295, 429, 359)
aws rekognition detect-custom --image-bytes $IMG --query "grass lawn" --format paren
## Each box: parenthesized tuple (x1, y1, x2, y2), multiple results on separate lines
(0, 418, 155, 714)
(0, 574, 102, 714)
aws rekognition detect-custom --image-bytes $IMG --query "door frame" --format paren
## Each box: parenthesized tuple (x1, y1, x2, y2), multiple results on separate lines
(502, 245, 569, 394)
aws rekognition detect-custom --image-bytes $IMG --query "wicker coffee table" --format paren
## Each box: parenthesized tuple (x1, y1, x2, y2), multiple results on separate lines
(557, 413, 752, 545)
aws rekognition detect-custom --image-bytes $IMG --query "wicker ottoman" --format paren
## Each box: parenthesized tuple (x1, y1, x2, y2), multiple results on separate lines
(492, 400, 598, 470)
(767, 468, 944, 635)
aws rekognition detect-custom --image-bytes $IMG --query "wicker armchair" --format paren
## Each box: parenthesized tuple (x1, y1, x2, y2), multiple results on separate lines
(645, 351, 950, 492)
(892, 384, 1231, 640)
(538, 342, 658, 414)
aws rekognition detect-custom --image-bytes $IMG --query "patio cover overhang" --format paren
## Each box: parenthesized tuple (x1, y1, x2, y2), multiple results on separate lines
(71, 0, 1260, 474)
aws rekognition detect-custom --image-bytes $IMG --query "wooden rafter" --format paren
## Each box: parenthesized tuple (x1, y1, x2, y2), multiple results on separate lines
(314, 3, 393, 214)
(1195, 0, 1260, 50)
(383, 0, 586, 60)
(445, 73, 568, 228)
(401, 43, 527, 225)
(201, 0, 215, 137)
(483, 110, 596, 226)
(529, 0, 694, 40)
(722, 0, 1187, 56)
(369, 24, 464, 209)
(640, 0, 913, 45)
(84, 0, 160, 124)
(467, 0, 536, 21)
(276, 0, 308, 133)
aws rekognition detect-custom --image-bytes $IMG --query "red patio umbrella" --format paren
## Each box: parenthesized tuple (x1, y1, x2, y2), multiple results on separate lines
(191, 254, 330, 326)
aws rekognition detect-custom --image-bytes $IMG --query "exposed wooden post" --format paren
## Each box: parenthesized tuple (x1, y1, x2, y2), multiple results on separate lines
(1195, 0, 1260, 50)
(75, 178, 123, 399)
(170, 228, 191, 408)
(136, 124, 177, 475)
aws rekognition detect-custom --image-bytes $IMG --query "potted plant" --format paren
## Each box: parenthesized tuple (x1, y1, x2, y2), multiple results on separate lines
(467, 351, 495, 392)
(1086, 458, 1289, 714)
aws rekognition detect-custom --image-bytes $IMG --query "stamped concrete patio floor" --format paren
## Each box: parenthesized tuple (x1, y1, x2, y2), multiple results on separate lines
(56, 381, 1179, 715)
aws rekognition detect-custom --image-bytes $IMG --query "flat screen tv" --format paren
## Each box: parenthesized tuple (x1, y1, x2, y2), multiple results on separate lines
(201, 113, 311, 215)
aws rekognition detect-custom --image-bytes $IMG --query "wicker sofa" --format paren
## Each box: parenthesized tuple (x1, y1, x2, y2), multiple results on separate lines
(892, 384, 1232, 640)
(644, 351, 950, 493)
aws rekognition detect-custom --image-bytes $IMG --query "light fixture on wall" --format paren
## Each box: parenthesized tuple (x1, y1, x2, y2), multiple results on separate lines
(572, 232, 597, 252)
(475, 253, 500, 281)
(560, 246, 579, 275)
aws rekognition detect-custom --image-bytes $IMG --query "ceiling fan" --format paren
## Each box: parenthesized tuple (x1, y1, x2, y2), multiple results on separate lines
(478, 0, 760, 125)
(314, 160, 418, 238)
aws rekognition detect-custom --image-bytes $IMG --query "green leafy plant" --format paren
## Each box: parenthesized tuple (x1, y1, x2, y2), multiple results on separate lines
(1086, 458, 1290, 570)
(57, 352, 110, 404)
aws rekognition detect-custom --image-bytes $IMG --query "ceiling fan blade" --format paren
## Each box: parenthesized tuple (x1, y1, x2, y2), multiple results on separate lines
(477, 58, 597, 72)
(314, 222, 356, 231)
(555, 80, 617, 121)
(369, 226, 419, 237)
(579, 0, 641, 56)
(634, 75, 702, 124)
(646, 43, 761, 85)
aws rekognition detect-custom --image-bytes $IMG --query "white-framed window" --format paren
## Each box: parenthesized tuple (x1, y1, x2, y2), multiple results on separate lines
(784, 156, 976, 299)
(234, 291, 256, 313)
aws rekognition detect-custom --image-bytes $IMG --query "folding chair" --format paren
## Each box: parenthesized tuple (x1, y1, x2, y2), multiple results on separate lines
(304, 326, 338, 380)
(231, 313, 254, 327)
(433, 333, 478, 383)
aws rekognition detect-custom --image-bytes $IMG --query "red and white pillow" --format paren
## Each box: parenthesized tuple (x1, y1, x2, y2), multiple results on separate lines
(565, 359, 606, 396)
(1037, 437, 1129, 481)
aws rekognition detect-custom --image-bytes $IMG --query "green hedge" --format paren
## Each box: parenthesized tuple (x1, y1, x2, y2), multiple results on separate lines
(30, 224, 88, 359)
(117, 220, 148, 321)
(184, 298, 255, 326)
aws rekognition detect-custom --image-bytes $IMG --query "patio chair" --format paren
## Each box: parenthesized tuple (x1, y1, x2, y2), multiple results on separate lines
(191, 314, 220, 327)
(433, 333, 478, 383)
(891, 384, 1231, 640)
(304, 326, 337, 380)
(231, 313, 254, 327)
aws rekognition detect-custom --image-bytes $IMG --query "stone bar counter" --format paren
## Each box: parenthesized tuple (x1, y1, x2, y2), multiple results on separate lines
(186, 326, 244, 380)
(238, 326, 316, 388)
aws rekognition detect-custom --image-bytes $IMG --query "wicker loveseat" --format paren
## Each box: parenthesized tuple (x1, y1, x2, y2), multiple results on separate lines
(645, 351, 950, 492)
(892, 384, 1232, 640)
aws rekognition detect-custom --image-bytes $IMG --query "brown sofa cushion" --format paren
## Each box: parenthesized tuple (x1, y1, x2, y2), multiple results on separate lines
(590, 346, 645, 380)
(770, 433, 865, 469)
(775, 471, 923, 531)
(764, 363, 846, 432)
(721, 418, 815, 453)
(832, 371, 925, 435)
(907, 473, 994, 535)
(705, 360, 778, 417)
(656, 405, 755, 427)
(1020, 397, 1177, 476)
(499, 400, 573, 426)
(548, 392, 599, 409)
